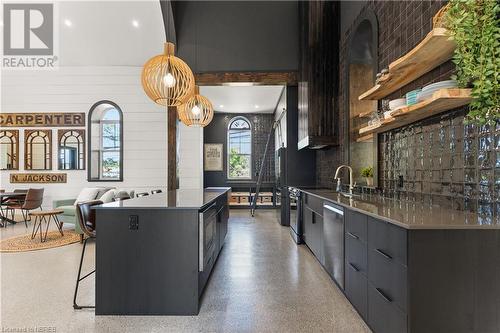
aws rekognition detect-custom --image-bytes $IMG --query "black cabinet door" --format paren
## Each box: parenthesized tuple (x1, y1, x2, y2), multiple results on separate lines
(303, 205, 312, 245)
(345, 261, 368, 321)
(368, 284, 407, 333)
(217, 205, 229, 252)
(303, 207, 324, 264)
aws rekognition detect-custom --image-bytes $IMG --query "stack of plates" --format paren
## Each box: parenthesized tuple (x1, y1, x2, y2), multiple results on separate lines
(417, 80, 457, 102)
(406, 89, 421, 105)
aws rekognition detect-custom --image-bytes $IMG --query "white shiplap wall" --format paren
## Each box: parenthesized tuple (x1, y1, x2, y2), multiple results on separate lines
(178, 123, 203, 189)
(0, 66, 167, 208)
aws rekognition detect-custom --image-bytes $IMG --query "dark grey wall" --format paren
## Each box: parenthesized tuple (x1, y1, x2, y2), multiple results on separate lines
(204, 113, 275, 188)
(340, 1, 367, 35)
(174, 1, 299, 73)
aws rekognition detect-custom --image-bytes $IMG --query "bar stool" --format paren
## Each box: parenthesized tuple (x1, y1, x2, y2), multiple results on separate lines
(151, 189, 162, 194)
(73, 200, 102, 310)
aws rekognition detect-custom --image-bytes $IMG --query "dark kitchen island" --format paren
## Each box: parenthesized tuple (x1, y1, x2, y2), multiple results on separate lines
(93, 187, 230, 315)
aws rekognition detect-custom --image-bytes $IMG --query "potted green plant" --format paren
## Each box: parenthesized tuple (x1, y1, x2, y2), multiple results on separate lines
(445, 0, 500, 124)
(361, 166, 374, 186)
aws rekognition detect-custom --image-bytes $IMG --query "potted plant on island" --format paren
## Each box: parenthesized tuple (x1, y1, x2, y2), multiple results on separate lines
(361, 166, 374, 186)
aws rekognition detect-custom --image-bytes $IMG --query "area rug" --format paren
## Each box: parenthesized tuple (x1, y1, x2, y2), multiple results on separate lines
(0, 231, 81, 253)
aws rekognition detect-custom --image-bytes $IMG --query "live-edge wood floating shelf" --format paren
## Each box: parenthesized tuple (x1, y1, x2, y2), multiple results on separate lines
(358, 28, 456, 101)
(359, 88, 471, 136)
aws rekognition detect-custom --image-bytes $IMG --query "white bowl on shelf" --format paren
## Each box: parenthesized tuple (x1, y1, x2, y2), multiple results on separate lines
(389, 98, 406, 110)
(421, 80, 457, 92)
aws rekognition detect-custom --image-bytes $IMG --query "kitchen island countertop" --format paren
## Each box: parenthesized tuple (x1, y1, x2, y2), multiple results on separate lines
(94, 187, 231, 210)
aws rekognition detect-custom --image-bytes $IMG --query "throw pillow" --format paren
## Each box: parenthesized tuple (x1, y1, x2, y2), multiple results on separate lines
(74, 188, 101, 205)
(96, 187, 115, 198)
(99, 189, 116, 203)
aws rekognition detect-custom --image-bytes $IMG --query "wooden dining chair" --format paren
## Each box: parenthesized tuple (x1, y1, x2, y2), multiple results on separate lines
(6, 188, 44, 227)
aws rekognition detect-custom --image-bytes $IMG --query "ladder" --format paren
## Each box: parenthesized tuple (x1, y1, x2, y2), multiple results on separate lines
(250, 108, 286, 216)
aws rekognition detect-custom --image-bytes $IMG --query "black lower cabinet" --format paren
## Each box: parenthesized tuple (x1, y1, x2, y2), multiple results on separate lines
(368, 284, 407, 333)
(300, 190, 500, 333)
(303, 206, 324, 264)
(345, 262, 368, 320)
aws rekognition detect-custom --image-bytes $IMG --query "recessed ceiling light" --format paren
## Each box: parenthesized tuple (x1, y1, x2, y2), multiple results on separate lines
(64, 19, 72, 27)
(132, 20, 139, 28)
(254, 105, 260, 109)
(219, 105, 224, 108)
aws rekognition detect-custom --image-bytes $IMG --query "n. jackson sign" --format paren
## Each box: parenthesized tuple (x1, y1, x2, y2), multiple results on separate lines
(0, 113, 85, 127)
(10, 173, 67, 183)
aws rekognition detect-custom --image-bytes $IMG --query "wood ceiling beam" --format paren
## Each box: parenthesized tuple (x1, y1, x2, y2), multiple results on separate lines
(195, 72, 298, 86)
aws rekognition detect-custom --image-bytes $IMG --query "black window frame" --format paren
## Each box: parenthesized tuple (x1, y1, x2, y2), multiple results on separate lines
(87, 100, 124, 182)
(227, 116, 252, 180)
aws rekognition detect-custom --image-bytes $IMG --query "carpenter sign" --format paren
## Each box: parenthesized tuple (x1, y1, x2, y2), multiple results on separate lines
(0, 113, 85, 127)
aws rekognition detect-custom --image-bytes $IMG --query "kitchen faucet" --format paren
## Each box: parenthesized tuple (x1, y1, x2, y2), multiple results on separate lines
(334, 165, 355, 195)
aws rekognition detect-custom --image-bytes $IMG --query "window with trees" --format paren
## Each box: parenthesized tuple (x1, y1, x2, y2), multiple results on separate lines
(0, 130, 19, 170)
(227, 117, 252, 179)
(88, 101, 123, 181)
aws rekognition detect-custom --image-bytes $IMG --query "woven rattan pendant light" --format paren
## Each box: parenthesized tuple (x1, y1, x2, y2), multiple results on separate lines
(178, 86, 214, 127)
(141, 42, 195, 107)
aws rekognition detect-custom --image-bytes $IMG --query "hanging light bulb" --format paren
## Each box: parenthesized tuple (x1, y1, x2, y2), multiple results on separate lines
(178, 86, 214, 127)
(141, 42, 195, 107)
(191, 104, 201, 116)
(163, 73, 176, 88)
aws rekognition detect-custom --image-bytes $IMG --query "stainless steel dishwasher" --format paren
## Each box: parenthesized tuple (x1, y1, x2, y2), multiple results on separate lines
(323, 203, 344, 289)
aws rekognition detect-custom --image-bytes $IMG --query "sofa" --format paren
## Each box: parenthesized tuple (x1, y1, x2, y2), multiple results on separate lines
(53, 187, 133, 242)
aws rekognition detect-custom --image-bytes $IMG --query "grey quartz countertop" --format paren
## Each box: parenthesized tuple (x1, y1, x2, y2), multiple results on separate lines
(298, 188, 499, 230)
(94, 187, 230, 210)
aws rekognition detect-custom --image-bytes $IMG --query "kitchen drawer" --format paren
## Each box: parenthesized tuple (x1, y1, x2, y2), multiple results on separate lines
(368, 217, 407, 266)
(303, 193, 323, 216)
(368, 248, 407, 313)
(345, 261, 368, 320)
(345, 233, 367, 274)
(368, 284, 407, 333)
(345, 210, 368, 243)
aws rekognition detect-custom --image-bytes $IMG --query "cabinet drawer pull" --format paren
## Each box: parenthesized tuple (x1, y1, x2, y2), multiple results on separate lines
(348, 262, 359, 272)
(375, 248, 392, 260)
(347, 232, 359, 240)
(375, 287, 392, 303)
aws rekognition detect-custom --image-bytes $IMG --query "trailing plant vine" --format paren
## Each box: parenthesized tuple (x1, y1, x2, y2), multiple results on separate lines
(445, 0, 500, 125)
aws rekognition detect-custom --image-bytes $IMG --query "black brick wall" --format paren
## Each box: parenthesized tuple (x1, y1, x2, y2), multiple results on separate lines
(204, 113, 275, 187)
(316, 1, 498, 218)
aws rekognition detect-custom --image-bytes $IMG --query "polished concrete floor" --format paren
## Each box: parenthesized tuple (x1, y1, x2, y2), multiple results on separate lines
(1, 209, 370, 333)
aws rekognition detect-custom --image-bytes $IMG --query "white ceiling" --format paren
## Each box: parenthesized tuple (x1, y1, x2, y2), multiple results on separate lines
(200, 85, 284, 114)
(58, 1, 165, 66)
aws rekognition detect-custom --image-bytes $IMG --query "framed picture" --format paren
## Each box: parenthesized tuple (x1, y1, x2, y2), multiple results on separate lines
(204, 144, 223, 171)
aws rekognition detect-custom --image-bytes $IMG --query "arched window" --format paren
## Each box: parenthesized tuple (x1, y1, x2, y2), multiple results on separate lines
(25, 130, 52, 170)
(0, 130, 19, 170)
(227, 117, 252, 179)
(88, 101, 123, 181)
(58, 129, 85, 170)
